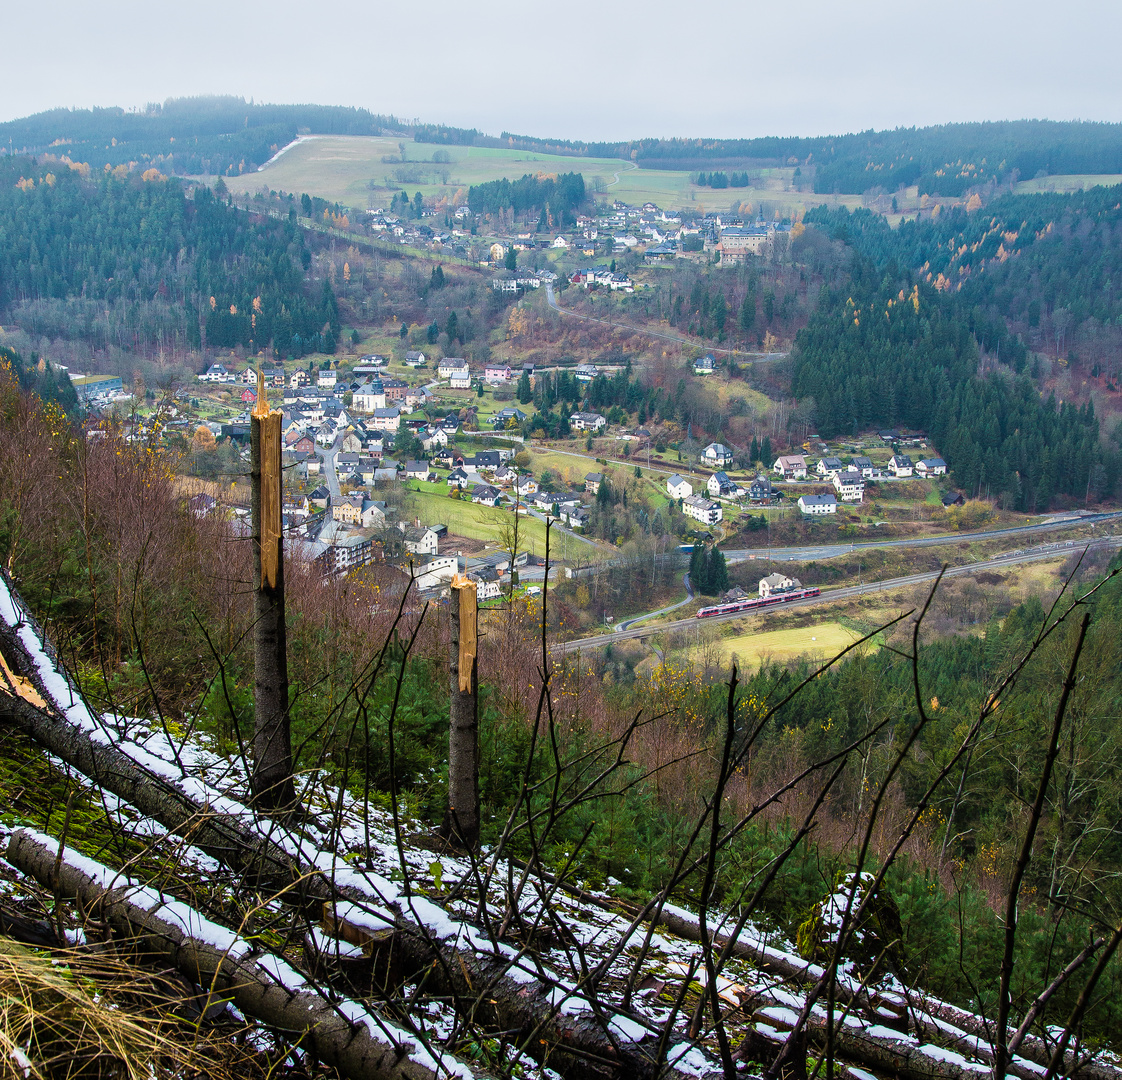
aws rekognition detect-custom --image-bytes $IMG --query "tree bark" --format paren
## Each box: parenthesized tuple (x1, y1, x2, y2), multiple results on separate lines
(8, 821, 1075, 1080)
(443, 576, 479, 850)
(655, 907, 1121, 1080)
(4, 577, 1116, 1080)
(7, 829, 478, 1080)
(250, 381, 297, 814)
(0, 663, 699, 1080)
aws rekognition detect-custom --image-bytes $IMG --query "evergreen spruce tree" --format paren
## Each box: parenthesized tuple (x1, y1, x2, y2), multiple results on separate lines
(738, 284, 756, 334)
(708, 548, 729, 593)
(517, 369, 532, 403)
(689, 545, 709, 594)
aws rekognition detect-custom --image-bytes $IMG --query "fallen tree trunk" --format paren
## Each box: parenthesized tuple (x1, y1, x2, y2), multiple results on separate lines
(7, 828, 479, 1080)
(0, 695, 702, 1080)
(5, 819, 1064, 1080)
(0, 691, 305, 894)
(0, 576, 714, 1080)
(741, 996, 1046, 1080)
(501, 856, 1116, 1080)
(657, 904, 1120, 1080)
(5, 574, 1114, 1080)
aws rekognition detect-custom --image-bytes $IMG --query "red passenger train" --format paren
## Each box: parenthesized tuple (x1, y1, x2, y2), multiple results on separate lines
(695, 587, 821, 619)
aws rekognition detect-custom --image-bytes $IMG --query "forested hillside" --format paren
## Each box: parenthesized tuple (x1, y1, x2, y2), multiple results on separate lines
(0, 346, 78, 415)
(0, 156, 339, 358)
(427, 120, 1122, 195)
(3, 360, 1122, 1068)
(467, 172, 586, 224)
(788, 186, 1122, 508)
(808, 187, 1122, 381)
(790, 268, 1113, 507)
(0, 95, 407, 176)
(8, 100, 1120, 197)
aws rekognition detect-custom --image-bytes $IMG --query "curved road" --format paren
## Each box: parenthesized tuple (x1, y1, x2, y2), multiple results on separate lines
(606, 161, 639, 188)
(723, 511, 1122, 564)
(555, 536, 1122, 654)
(545, 283, 786, 360)
(617, 571, 694, 630)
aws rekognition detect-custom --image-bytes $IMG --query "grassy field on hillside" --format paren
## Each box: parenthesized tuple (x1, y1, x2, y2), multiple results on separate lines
(1013, 174, 1122, 194)
(403, 487, 542, 548)
(711, 621, 873, 668)
(214, 136, 864, 215)
(521, 448, 603, 485)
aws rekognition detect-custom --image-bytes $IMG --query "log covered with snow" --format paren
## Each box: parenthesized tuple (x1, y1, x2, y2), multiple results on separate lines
(0, 573, 719, 1080)
(658, 905, 1122, 1080)
(6, 573, 1118, 1080)
(6, 828, 483, 1080)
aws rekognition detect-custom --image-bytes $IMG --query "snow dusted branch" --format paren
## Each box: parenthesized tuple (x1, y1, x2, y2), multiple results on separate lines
(7, 828, 482, 1080)
(0, 569, 720, 1080)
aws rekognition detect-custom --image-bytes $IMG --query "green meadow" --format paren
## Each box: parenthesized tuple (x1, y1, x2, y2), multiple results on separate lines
(215, 135, 863, 215)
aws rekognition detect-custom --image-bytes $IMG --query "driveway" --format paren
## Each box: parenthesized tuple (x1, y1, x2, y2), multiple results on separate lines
(321, 435, 343, 498)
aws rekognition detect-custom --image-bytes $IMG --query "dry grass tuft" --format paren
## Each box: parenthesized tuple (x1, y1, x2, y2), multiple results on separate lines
(0, 939, 271, 1080)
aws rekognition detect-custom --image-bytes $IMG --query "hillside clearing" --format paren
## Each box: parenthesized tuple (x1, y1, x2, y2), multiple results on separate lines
(214, 135, 866, 214)
(714, 621, 873, 668)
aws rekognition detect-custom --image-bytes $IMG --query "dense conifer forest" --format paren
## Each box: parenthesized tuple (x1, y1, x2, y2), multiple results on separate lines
(467, 172, 586, 223)
(0, 157, 340, 357)
(790, 187, 1122, 507)
(0, 96, 406, 176)
(807, 188, 1122, 376)
(442, 121, 1122, 194)
(789, 269, 1114, 507)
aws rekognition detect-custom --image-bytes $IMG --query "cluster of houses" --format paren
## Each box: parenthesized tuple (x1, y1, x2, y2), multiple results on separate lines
(549, 203, 799, 268)
(661, 442, 952, 523)
(429, 356, 537, 397)
(275, 458, 542, 599)
(288, 438, 625, 590)
(662, 444, 741, 527)
(539, 203, 679, 260)
(358, 194, 755, 266)
(568, 268, 635, 292)
(280, 377, 439, 452)
(293, 499, 519, 601)
(769, 451, 948, 516)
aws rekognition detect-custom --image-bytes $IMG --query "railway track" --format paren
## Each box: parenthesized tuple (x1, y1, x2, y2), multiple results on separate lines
(553, 537, 1122, 653)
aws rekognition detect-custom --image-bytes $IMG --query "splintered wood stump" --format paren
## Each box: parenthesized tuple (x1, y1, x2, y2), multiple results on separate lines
(250, 371, 296, 814)
(443, 574, 479, 850)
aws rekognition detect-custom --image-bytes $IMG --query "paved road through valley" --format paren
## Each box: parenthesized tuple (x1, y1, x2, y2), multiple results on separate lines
(554, 536, 1122, 654)
(722, 512, 1122, 565)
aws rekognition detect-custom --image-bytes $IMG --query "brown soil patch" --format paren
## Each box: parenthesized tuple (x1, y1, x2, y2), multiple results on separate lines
(440, 533, 488, 556)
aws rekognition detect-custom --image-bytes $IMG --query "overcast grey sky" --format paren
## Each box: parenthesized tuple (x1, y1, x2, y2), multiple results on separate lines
(5, 0, 1121, 140)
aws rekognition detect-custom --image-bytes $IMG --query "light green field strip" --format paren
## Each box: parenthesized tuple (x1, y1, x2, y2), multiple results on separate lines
(711, 621, 873, 668)
(217, 136, 864, 214)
